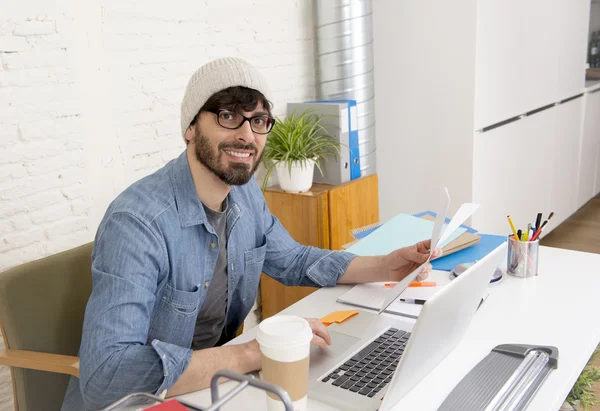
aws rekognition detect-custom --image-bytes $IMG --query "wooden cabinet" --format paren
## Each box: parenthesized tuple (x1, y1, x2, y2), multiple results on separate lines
(259, 174, 379, 319)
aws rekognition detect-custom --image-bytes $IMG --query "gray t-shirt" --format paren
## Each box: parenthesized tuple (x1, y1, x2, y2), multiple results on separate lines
(191, 200, 229, 350)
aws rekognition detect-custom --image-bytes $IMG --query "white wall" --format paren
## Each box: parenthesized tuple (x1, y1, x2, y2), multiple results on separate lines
(373, 0, 478, 221)
(0, 0, 317, 409)
(0, 0, 317, 271)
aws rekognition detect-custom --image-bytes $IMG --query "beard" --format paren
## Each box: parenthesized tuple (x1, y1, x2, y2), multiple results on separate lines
(193, 129, 263, 186)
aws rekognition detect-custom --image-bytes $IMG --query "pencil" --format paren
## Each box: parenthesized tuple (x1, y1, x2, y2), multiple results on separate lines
(507, 215, 519, 240)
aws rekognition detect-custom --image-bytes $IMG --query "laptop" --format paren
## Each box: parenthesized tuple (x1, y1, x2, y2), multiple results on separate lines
(307, 242, 506, 411)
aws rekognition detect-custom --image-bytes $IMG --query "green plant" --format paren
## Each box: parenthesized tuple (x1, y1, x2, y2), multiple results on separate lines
(567, 349, 600, 410)
(261, 109, 342, 190)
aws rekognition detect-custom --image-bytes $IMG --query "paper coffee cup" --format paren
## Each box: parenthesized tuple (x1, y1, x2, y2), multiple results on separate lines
(256, 315, 313, 411)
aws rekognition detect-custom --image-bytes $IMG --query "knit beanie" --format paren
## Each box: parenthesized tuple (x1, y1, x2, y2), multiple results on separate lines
(180, 57, 272, 137)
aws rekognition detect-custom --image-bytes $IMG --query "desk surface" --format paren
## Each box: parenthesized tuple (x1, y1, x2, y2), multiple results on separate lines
(178, 246, 600, 411)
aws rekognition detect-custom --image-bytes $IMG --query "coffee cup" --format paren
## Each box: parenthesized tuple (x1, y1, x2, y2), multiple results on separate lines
(256, 315, 313, 411)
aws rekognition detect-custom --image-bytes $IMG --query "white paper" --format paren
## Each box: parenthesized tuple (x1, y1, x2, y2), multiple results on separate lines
(337, 270, 452, 319)
(377, 187, 451, 314)
(430, 187, 451, 255)
(437, 203, 481, 247)
(339, 187, 481, 317)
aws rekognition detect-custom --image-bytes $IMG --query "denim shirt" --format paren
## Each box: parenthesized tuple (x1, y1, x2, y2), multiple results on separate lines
(61, 151, 357, 410)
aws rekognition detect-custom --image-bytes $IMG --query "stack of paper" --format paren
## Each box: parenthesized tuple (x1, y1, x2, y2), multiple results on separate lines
(337, 188, 482, 316)
(343, 213, 481, 258)
(343, 214, 468, 257)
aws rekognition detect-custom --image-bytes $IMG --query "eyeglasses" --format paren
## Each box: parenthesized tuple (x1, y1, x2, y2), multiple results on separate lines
(207, 109, 275, 135)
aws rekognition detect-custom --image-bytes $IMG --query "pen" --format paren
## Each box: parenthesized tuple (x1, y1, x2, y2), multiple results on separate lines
(507, 215, 519, 240)
(531, 213, 551, 241)
(524, 223, 531, 241)
(538, 211, 554, 233)
(535, 213, 542, 233)
(531, 223, 547, 241)
(408, 281, 436, 287)
(517, 229, 522, 241)
(400, 298, 426, 305)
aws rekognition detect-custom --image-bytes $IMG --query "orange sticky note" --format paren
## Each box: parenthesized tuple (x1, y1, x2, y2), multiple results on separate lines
(320, 310, 359, 326)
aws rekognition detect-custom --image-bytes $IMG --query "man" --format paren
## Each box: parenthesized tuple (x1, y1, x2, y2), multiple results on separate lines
(61, 57, 440, 410)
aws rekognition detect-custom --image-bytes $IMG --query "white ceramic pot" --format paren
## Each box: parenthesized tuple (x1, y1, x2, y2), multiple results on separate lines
(274, 159, 316, 193)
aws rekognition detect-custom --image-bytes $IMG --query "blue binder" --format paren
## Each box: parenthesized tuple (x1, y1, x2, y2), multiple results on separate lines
(307, 99, 361, 180)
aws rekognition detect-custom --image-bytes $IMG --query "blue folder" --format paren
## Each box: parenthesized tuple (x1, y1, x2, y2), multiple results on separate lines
(431, 234, 507, 271)
(309, 99, 360, 180)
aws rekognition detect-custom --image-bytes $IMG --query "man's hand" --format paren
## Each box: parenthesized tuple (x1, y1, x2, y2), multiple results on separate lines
(339, 239, 443, 285)
(304, 317, 332, 349)
(245, 317, 332, 370)
(385, 239, 442, 282)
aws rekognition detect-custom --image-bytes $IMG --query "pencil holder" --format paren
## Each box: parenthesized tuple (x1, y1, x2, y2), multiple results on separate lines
(507, 235, 539, 278)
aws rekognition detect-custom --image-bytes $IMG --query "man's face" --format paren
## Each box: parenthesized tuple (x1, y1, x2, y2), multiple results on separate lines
(190, 106, 268, 186)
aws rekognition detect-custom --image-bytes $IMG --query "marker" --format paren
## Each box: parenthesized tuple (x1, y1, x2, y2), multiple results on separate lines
(524, 223, 531, 241)
(535, 213, 543, 234)
(537, 211, 554, 234)
(507, 215, 519, 240)
(517, 229, 522, 241)
(531, 224, 545, 241)
(408, 281, 436, 287)
(400, 298, 426, 305)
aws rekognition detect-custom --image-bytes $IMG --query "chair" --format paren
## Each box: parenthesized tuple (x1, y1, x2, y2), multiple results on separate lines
(0, 242, 93, 411)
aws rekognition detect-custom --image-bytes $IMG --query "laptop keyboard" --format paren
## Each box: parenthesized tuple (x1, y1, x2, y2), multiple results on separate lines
(320, 328, 410, 398)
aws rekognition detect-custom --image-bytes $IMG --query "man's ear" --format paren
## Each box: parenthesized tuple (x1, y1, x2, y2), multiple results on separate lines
(184, 124, 195, 143)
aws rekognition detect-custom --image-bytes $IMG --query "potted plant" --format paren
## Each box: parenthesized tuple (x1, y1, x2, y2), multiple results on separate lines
(261, 109, 341, 193)
(562, 349, 600, 410)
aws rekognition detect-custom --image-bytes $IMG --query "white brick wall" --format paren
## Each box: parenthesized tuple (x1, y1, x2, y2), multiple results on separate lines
(0, 1, 317, 409)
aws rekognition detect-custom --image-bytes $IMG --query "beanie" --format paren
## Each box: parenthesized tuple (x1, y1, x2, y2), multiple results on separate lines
(180, 57, 272, 137)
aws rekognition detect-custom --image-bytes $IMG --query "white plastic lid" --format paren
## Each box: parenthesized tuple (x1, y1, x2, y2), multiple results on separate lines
(256, 315, 313, 349)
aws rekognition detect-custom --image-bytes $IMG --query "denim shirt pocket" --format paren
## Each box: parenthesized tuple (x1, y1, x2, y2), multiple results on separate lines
(148, 283, 201, 348)
(244, 238, 267, 269)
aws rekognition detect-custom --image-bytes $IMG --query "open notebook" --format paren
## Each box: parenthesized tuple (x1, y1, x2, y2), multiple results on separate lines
(337, 271, 450, 318)
(336, 273, 490, 319)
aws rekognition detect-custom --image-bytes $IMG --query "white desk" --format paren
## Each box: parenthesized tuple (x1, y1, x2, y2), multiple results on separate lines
(178, 246, 600, 410)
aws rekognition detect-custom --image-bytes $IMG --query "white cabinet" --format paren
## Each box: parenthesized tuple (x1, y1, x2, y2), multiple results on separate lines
(556, 1, 592, 100)
(472, 99, 584, 234)
(374, 0, 593, 236)
(472, 108, 554, 234)
(579, 90, 600, 207)
(550, 98, 584, 227)
(474, 0, 580, 130)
